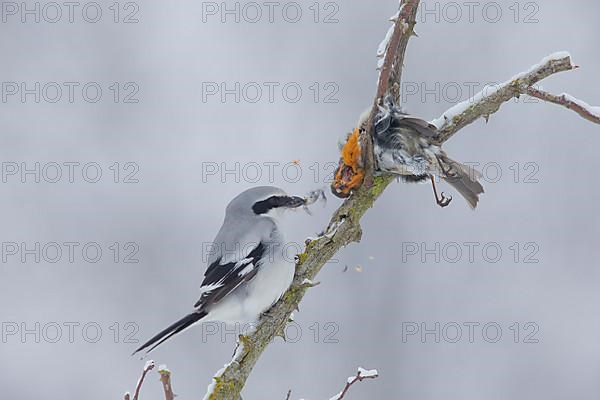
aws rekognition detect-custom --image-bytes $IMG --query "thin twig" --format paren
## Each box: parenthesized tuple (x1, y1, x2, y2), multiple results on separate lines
(285, 389, 292, 400)
(133, 360, 155, 400)
(124, 393, 131, 400)
(525, 86, 600, 124)
(158, 365, 176, 400)
(330, 368, 379, 400)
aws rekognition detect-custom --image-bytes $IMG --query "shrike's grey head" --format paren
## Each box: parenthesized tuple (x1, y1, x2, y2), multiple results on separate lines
(225, 186, 305, 220)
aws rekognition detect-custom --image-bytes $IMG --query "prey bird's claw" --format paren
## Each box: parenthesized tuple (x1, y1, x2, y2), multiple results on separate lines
(437, 192, 452, 208)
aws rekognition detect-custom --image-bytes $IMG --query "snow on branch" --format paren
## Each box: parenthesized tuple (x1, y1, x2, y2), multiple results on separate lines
(329, 367, 380, 400)
(133, 360, 155, 400)
(125, 361, 177, 400)
(432, 52, 577, 144)
(283, 367, 379, 400)
(525, 87, 600, 124)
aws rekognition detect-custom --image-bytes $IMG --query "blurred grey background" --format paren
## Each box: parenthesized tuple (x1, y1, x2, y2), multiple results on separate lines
(1, 1, 599, 399)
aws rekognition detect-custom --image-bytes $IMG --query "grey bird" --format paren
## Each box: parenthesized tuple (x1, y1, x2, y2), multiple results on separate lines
(133, 186, 309, 355)
(370, 98, 484, 208)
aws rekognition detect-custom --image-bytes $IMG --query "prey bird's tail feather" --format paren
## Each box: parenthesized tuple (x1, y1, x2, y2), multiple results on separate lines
(439, 156, 484, 209)
(133, 311, 206, 355)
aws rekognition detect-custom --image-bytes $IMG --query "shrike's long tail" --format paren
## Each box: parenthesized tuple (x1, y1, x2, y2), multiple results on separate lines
(133, 311, 206, 355)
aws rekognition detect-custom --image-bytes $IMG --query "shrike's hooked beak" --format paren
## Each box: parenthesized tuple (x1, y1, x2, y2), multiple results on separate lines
(282, 196, 306, 209)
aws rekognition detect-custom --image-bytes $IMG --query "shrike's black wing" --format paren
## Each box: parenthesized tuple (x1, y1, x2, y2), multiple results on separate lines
(193, 242, 266, 309)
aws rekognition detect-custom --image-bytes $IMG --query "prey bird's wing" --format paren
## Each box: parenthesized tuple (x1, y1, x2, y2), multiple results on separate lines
(375, 102, 438, 139)
(194, 242, 265, 309)
(394, 115, 438, 138)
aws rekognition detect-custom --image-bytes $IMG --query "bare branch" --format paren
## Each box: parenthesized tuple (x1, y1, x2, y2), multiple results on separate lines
(432, 52, 576, 144)
(158, 365, 176, 400)
(285, 389, 292, 400)
(133, 360, 155, 400)
(124, 392, 131, 400)
(525, 87, 600, 124)
(378, 2, 420, 103)
(362, 0, 421, 186)
(329, 367, 379, 400)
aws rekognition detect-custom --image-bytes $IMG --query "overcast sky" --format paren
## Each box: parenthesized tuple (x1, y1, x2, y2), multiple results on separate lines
(1, 1, 599, 399)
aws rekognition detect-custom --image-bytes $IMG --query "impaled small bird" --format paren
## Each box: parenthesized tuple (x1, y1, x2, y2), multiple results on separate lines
(371, 98, 484, 208)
